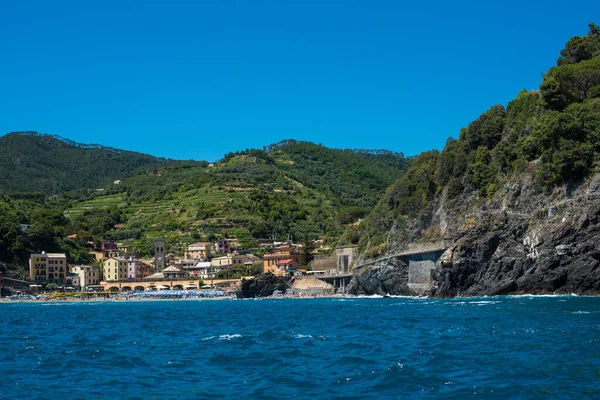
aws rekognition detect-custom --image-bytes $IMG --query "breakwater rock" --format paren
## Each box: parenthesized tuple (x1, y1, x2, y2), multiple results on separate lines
(347, 258, 414, 296)
(236, 273, 290, 298)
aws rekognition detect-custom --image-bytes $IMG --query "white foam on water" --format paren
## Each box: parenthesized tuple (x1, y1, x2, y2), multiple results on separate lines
(219, 334, 242, 340)
(470, 301, 502, 305)
(571, 311, 591, 314)
(294, 334, 313, 339)
(511, 294, 578, 298)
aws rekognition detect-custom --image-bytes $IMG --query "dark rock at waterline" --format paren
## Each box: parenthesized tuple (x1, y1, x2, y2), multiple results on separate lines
(432, 196, 600, 297)
(235, 273, 290, 298)
(347, 258, 414, 296)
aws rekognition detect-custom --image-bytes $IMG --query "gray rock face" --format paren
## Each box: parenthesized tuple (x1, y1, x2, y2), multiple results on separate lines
(432, 193, 600, 297)
(348, 258, 414, 296)
(235, 273, 289, 298)
(357, 173, 600, 297)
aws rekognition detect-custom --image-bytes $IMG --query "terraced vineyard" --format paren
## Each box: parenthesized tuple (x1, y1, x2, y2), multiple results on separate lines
(5, 137, 409, 255)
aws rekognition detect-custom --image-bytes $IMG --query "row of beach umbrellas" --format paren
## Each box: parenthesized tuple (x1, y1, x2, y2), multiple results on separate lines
(129, 289, 227, 298)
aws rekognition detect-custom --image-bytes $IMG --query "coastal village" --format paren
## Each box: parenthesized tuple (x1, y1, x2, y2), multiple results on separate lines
(7, 237, 358, 298)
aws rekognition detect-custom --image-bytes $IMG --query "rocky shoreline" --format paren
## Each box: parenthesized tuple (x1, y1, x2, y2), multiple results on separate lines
(348, 174, 600, 297)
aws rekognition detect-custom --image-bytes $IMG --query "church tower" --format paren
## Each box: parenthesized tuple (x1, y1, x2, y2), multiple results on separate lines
(154, 240, 165, 272)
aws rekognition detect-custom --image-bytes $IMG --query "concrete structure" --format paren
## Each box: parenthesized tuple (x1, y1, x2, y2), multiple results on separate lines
(336, 245, 357, 274)
(353, 242, 447, 294)
(311, 252, 337, 273)
(406, 250, 446, 294)
(103, 257, 129, 282)
(98, 277, 249, 292)
(185, 242, 211, 260)
(291, 276, 334, 295)
(310, 246, 358, 275)
(29, 253, 68, 284)
(72, 265, 101, 289)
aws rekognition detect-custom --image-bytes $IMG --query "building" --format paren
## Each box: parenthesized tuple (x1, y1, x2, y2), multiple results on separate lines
(29, 253, 48, 281)
(263, 249, 300, 274)
(181, 261, 212, 278)
(29, 253, 68, 284)
(184, 242, 211, 260)
(117, 243, 134, 255)
(65, 273, 81, 290)
(161, 266, 184, 279)
(273, 259, 299, 276)
(154, 240, 166, 272)
(232, 254, 260, 266)
(211, 255, 233, 268)
(103, 257, 129, 282)
(72, 265, 102, 289)
(90, 239, 119, 262)
(122, 256, 146, 281)
(214, 239, 231, 254)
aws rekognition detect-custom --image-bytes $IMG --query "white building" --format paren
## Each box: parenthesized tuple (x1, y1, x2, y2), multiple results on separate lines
(71, 265, 101, 289)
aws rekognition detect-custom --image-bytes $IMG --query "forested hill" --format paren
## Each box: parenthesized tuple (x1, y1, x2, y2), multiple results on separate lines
(348, 23, 600, 297)
(224, 140, 409, 209)
(0, 132, 200, 194)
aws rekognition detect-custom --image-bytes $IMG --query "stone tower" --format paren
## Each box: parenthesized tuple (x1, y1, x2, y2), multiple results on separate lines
(154, 240, 165, 272)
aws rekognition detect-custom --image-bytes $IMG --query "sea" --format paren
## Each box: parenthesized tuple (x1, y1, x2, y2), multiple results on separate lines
(1, 296, 599, 399)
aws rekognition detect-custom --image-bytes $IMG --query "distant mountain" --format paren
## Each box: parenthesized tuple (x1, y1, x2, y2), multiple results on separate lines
(0, 132, 201, 194)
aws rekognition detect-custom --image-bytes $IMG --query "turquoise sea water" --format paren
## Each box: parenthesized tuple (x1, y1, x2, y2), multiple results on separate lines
(1, 296, 599, 399)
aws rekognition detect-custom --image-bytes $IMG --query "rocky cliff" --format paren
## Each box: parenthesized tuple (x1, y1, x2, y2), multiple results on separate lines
(432, 173, 600, 296)
(349, 25, 600, 297)
(349, 172, 600, 297)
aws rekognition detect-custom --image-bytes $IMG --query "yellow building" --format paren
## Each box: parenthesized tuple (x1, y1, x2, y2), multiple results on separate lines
(185, 242, 211, 260)
(29, 253, 68, 284)
(211, 255, 233, 267)
(29, 253, 48, 281)
(103, 257, 129, 281)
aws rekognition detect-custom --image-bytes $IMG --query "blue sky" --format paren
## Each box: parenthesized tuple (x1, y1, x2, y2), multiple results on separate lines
(0, 0, 598, 161)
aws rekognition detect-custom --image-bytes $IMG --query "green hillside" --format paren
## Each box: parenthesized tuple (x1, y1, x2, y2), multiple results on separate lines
(0, 137, 408, 270)
(0, 131, 200, 194)
(62, 140, 408, 255)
